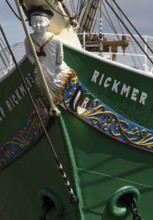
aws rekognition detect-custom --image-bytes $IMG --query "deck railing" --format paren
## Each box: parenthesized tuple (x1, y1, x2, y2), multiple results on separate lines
(78, 32, 153, 72)
(0, 33, 153, 81)
(0, 41, 25, 80)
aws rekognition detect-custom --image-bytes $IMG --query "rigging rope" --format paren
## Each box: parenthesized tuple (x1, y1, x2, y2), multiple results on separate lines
(5, 0, 29, 21)
(75, 0, 88, 19)
(105, 0, 153, 65)
(108, 1, 143, 69)
(109, 1, 143, 68)
(5, 0, 21, 20)
(110, 0, 123, 36)
(70, 0, 75, 15)
(76, 0, 81, 17)
(45, 0, 76, 19)
(102, 2, 120, 40)
(45, 0, 88, 21)
(111, 0, 153, 56)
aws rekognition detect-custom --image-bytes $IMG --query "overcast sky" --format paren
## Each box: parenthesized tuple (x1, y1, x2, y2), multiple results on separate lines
(0, 0, 153, 45)
(113, 0, 153, 36)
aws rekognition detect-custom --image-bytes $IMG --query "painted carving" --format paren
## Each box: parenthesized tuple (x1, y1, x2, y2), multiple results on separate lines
(25, 6, 77, 116)
(0, 99, 50, 170)
(64, 81, 153, 153)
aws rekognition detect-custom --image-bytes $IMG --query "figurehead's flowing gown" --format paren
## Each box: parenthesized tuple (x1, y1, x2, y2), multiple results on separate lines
(25, 33, 77, 105)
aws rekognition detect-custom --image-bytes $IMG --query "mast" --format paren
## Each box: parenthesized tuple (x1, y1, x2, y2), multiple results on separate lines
(77, 0, 129, 61)
(78, 0, 100, 33)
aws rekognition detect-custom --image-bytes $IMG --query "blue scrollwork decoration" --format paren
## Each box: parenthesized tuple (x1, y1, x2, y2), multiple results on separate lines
(0, 99, 50, 170)
(64, 81, 153, 153)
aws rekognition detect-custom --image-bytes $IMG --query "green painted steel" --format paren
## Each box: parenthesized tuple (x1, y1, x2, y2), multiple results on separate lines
(0, 59, 81, 220)
(64, 46, 153, 129)
(63, 46, 153, 219)
(60, 108, 153, 219)
(1, 44, 153, 220)
(0, 60, 35, 147)
(0, 115, 81, 220)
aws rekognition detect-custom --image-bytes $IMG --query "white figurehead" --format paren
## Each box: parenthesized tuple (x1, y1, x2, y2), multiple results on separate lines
(25, 6, 77, 116)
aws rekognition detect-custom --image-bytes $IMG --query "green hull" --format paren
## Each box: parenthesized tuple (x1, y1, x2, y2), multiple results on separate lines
(0, 45, 153, 219)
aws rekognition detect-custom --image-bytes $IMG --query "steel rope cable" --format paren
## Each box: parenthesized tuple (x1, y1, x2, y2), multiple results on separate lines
(110, 0, 143, 69)
(70, 0, 75, 15)
(110, 0, 149, 69)
(45, 0, 88, 20)
(111, 0, 153, 56)
(101, 1, 148, 69)
(110, 0, 123, 36)
(4, 0, 142, 69)
(5, 0, 21, 20)
(76, 0, 81, 17)
(102, 1, 120, 40)
(105, 0, 153, 65)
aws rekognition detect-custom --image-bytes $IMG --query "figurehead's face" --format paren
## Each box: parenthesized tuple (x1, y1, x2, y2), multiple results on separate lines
(31, 16, 50, 34)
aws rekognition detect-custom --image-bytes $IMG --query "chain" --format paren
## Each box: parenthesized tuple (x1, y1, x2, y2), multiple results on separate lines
(122, 193, 142, 220)
(56, 159, 79, 204)
(39, 197, 54, 220)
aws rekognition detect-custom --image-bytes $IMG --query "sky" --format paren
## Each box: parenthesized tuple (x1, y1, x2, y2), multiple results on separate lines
(0, 0, 153, 45)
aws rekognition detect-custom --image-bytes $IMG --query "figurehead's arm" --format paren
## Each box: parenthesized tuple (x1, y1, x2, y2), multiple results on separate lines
(56, 38, 64, 64)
